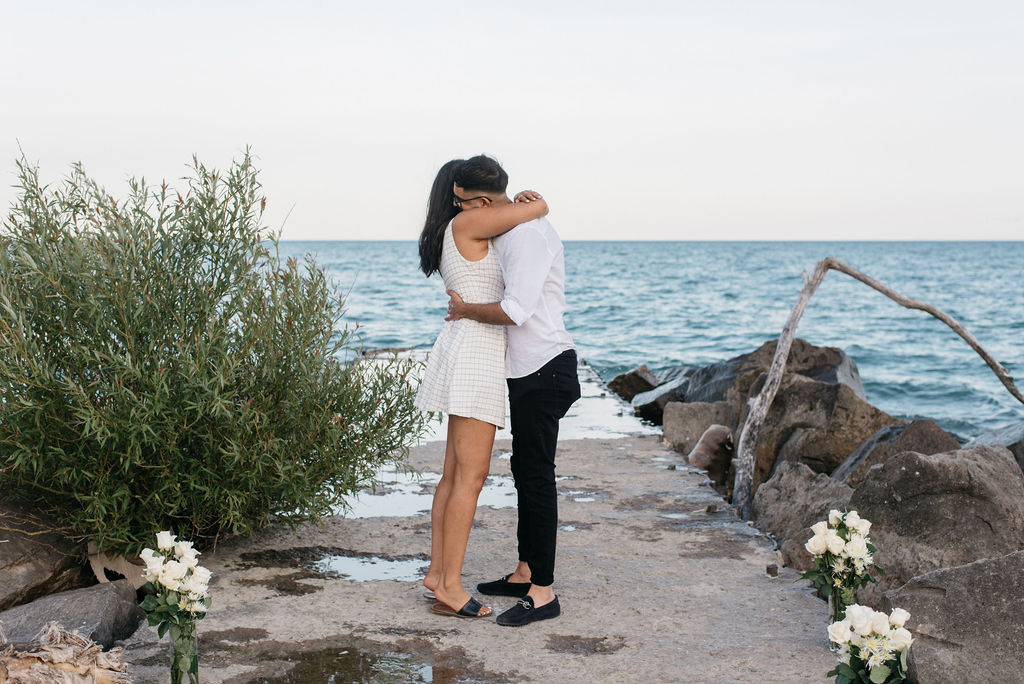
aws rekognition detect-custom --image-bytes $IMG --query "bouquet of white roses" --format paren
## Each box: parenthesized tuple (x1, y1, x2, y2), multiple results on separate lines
(139, 531, 212, 684)
(826, 604, 913, 683)
(802, 509, 881, 620)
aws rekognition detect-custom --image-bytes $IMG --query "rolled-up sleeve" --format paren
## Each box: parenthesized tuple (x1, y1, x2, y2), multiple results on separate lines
(498, 226, 556, 326)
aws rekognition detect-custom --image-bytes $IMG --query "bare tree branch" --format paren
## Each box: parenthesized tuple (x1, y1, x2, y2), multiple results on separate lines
(733, 257, 1022, 519)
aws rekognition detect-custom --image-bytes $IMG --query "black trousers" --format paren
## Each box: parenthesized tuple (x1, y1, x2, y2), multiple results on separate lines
(506, 349, 581, 588)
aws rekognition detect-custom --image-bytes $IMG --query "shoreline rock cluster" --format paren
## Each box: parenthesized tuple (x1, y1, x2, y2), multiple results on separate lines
(609, 338, 1024, 684)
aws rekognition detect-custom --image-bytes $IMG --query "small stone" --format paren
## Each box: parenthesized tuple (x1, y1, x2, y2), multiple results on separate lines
(705, 504, 717, 513)
(766, 564, 779, 577)
(667, 464, 677, 471)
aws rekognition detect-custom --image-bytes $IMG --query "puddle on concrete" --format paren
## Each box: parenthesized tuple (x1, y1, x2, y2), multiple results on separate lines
(559, 488, 608, 503)
(238, 547, 430, 584)
(313, 554, 428, 582)
(251, 648, 433, 684)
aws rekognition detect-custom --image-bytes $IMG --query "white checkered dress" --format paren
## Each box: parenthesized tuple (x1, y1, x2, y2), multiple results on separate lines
(415, 222, 508, 428)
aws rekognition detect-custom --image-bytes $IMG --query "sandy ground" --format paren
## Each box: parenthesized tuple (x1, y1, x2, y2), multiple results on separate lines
(118, 431, 837, 683)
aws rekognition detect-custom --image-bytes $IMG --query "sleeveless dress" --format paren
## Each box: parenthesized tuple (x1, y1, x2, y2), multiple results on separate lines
(415, 222, 508, 428)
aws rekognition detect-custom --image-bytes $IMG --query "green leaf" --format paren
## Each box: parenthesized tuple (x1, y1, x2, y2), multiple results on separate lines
(836, 663, 860, 679)
(157, 621, 168, 639)
(869, 664, 891, 683)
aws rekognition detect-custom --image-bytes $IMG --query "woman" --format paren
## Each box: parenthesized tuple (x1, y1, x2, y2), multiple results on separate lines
(415, 155, 547, 618)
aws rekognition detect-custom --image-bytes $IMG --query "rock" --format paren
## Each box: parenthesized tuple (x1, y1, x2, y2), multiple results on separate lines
(966, 420, 1024, 473)
(0, 580, 144, 650)
(662, 401, 732, 453)
(754, 374, 899, 487)
(882, 550, 1024, 684)
(752, 461, 853, 556)
(832, 420, 961, 488)
(851, 445, 1024, 598)
(779, 539, 815, 572)
(684, 338, 866, 407)
(685, 425, 734, 492)
(0, 496, 92, 612)
(607, 365, 659, 402)
(631, 376, 688, 424)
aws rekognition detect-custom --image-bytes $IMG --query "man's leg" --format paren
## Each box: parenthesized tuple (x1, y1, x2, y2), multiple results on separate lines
(497, 351, 580, 625)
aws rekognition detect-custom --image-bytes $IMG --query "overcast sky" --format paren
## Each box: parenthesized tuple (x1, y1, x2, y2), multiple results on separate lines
(2, 1, 1021, 240)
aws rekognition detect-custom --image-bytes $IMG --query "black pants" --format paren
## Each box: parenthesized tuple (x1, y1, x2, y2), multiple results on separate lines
(506, 349, 581, 588)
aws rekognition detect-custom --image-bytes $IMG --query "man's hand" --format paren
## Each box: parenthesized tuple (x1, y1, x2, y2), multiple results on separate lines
(445, 289, 465, 321)
(513, 190, 543, 203)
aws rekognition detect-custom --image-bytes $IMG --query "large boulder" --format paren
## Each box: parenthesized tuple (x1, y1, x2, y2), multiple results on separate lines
(0, 579, 143, 650)
(630, 376, 688, 424)
(851, 445, 1024, 597)
(832, 420, 961, 488)
(607, 364, 659, 402)
(684, 338, 866, 407)
(966, 420, 1024, 473)
(752, 461, 853, 570)
(882, 550, 1024, 684)
(0, 496, 92, 611)
(752, 373, 899, 489)
(662, 401, 732, 454)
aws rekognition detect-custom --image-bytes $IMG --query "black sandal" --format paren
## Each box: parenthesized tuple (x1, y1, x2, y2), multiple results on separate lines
(431, 596, 492, 618)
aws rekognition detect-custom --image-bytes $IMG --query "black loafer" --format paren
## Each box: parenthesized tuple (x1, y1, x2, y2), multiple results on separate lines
(477, 573, 531, 598)
(496, 595, 560, 627)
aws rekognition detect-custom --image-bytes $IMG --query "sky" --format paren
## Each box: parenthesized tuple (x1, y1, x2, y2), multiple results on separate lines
(1, 1, 1021, 241)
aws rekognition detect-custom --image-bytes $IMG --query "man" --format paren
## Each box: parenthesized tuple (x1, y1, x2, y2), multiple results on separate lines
(445, 183, 580, 627)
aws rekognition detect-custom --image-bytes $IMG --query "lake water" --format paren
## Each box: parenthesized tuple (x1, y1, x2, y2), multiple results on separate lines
(279, 241, 1023, 438)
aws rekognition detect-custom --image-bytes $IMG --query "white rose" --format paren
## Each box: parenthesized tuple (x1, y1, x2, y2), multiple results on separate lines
(191, 566, 213, 585)
(158, 560, 188, 590)
(827, 619, 852, 644)
(844, 510, 862, 528)
(811, 521, 829, 536)
(156, 531, 176, 550)
(173, 540, 196, 559)
(889, 627, 913, 651)
(845, 604, 875, 636)
(829, 510, 844, 526)
(140, 548, 156, 564)
(854, 519, 872, 536)
(824, 530, 845, 555)
(843, 535, 869, 560)
(144, 558, 163, 579)
(870, 610, 891, 635)
(806, 534, 828, 555)
(889, 607, 910, 628)
(179, 551, 199, 569)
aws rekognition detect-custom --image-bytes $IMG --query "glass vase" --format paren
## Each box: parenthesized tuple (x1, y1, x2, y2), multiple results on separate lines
(168, 621, 199, 684)
(828, 592, 847, 624)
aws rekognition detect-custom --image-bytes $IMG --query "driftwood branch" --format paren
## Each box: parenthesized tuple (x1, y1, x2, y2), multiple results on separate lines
(732, 257, 1023, 519)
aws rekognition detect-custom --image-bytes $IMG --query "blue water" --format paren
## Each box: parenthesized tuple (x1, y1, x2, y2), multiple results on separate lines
(279, 241, 1023, 438)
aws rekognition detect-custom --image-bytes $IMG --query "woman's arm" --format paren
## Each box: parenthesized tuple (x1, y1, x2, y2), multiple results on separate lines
(452, 197, 548, 241)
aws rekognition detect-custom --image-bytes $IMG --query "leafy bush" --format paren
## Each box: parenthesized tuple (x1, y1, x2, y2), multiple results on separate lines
(0, 152, 429, 556)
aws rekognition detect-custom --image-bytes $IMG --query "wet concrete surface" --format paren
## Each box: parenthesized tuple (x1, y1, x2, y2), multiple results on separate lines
(116, 368, 834, 682)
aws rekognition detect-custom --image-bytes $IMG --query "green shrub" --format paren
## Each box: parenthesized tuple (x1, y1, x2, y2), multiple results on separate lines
(0, 152, 429, 556)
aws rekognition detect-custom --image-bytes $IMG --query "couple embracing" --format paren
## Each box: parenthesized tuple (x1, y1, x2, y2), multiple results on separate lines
(414, 155, 580, 626)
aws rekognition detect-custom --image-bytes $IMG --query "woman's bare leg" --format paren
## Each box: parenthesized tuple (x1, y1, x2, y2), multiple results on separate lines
(423, 422, 457, 595)
(433, 414, 495, 615)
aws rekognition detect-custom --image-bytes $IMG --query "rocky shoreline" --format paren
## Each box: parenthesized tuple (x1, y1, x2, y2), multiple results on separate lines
(608, 337, 1024, 682)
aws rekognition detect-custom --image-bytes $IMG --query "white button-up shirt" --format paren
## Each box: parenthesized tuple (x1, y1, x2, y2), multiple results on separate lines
(492, 217, 575, 379)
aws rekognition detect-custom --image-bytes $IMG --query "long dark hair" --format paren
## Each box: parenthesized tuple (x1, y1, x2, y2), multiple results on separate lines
(419, 159, 463, 277)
